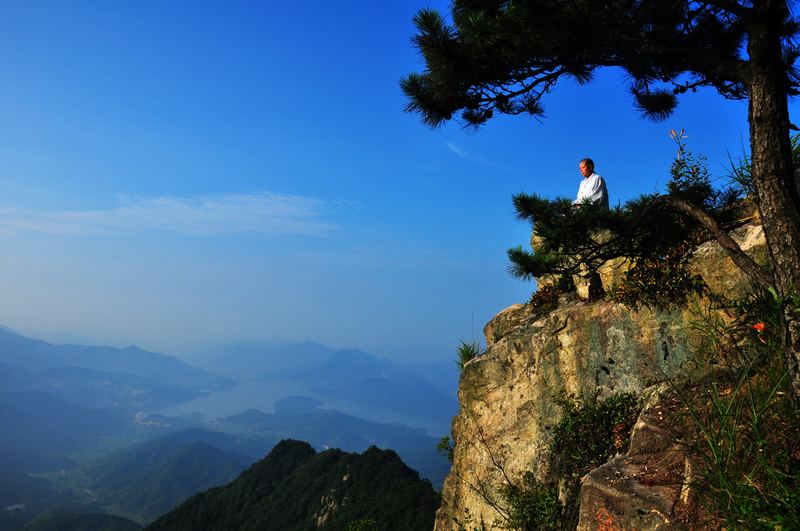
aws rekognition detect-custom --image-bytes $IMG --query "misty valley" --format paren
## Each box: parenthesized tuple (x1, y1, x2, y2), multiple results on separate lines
(0, 328, 457, 529)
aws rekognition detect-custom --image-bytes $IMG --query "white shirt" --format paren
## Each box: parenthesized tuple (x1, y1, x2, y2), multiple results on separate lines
(573, 173, 608, 208)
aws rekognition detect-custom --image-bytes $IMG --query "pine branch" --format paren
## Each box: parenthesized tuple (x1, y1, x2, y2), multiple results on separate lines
(657, 195, 774, 289)
(702, 0, 752, 19)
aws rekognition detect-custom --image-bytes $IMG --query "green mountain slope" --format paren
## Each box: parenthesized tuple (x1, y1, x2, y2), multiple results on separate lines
(147, 439, 440, 531)
(85, 433, 254, 522)
(0, 472, 98, 531)
(215, 405, 449, 487)
(0, 390, 127, 456)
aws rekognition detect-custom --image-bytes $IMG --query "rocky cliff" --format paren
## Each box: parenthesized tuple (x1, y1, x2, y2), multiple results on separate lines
(434, 222, 768, 530)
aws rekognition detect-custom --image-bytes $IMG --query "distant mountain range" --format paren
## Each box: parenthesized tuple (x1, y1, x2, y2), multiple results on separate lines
(0, 328, 232, 391)
(191, 343, 460, 425)
(189, 340, 335, 381)
(0, 327, 456, 529)
(191, 341, 458, 398)
(212, 402, 449, 487)
(285, 349, 455, 422)
(0, 328, 233, 431)
(147, 439, 440, 531)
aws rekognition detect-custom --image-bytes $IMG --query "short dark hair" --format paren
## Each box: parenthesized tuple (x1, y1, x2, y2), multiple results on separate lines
(579, 158, 594, 170)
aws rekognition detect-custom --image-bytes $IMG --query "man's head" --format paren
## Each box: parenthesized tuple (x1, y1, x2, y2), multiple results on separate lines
(579, 158, 594, 178)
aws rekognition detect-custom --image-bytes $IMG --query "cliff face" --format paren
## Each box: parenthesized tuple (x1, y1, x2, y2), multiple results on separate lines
(435, 223, 768, 531)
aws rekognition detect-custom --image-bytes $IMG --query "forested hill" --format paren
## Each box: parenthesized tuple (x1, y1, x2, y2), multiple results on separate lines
(146, 439, 440, 531)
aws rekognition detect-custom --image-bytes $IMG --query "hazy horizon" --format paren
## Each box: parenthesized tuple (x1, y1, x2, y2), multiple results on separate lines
(4, 322, 458, 364)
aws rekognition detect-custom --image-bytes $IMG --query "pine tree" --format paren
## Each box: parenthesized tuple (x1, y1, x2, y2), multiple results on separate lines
(401, 0, 800, 405)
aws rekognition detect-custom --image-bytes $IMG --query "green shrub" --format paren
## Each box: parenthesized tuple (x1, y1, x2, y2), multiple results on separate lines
(499, 472, 561, 531)
(667, 129, 715, 209)
(612, 243, 706, 309)
(548, 392, 641, 480)
(528, 284, 562, 315)
(725, 150, 754, 198)
(683, 288, 800, 529)
(344, 518, 379, 531)
(437, 435, 454, 463)
(689, 367, 800, 530)
(454, 507, 486, 531)
(688, 286, 799, 367)
(457, 339, 482, 371)
(726, 132, 800, 199)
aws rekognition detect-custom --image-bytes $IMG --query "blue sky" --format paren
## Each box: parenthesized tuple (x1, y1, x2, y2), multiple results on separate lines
(0, 1, 793, 361)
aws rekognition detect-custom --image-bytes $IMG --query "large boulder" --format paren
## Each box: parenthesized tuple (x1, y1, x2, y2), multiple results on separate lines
(688, 223, 769, 301)
(435, 301, 703, 530)
(577, 383, 690, 530)
(436, 222, 766, 530)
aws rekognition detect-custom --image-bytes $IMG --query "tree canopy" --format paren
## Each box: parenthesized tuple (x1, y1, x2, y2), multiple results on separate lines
(402, 0, 800, 404)
(401, 1, 798, 127)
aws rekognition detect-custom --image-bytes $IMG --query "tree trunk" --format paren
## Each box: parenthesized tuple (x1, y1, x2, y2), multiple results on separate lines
(747, 0, 800, 405)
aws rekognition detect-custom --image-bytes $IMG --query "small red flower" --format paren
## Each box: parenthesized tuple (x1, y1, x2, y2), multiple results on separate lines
(752, 322, 767, 344)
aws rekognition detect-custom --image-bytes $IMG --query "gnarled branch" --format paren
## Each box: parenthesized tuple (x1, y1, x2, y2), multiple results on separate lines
(657, 195, 774, 289)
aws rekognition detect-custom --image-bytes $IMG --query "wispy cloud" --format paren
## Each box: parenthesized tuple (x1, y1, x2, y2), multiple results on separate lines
(0, 191, 336, 236)
(446, 142, 519, 173)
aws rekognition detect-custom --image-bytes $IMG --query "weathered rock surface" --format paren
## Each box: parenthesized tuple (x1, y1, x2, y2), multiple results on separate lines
(435, 222, 766, 531)
(436, 301, 703, 530)
(688, 222, 769, 300)
(483, 303, 533, 346)
(578, 384, 689, 530)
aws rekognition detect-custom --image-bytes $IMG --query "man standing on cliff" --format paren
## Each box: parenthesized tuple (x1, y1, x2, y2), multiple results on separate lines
(573, 157, 608, 300)
(573, 158, 609, 208)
